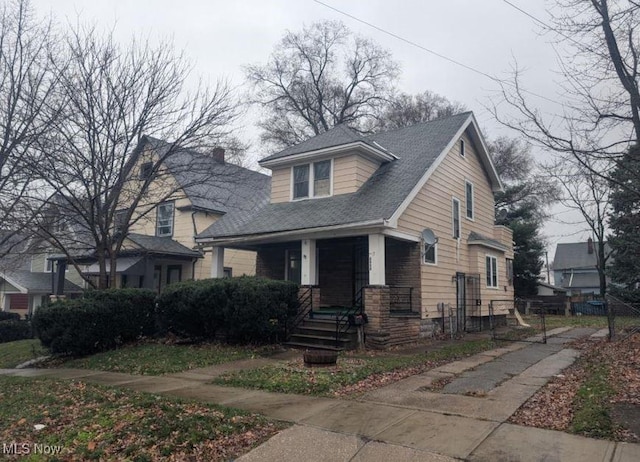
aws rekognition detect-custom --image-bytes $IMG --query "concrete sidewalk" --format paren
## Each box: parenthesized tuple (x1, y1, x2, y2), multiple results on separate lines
(2, 327, 638, 461)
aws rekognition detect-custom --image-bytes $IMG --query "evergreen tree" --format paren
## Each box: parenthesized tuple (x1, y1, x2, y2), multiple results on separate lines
(608, 144, 640, 302)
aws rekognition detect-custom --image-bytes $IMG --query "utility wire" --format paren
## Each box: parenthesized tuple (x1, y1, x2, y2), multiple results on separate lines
(311, 0, 564, 107)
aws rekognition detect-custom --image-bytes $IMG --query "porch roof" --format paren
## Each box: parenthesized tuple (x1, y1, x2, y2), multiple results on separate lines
(126, 233, 202, 258)
(467, 231, 509, 252)
(197, 112, 478, 241)
(0, 270, 83, 294)
(84, 257, 144, 275)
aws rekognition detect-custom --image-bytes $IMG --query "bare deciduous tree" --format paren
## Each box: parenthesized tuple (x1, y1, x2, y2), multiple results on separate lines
(374, 91, 466, 131)
(547, 155, 612, 296)
(0, 0, 58, 259)
(491, 0, 640, 195)
(32, 25, 240, 289)
(246, 20, 399, 150)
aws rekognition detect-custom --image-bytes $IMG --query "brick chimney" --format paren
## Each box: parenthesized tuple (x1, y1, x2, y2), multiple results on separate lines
(587, 237, 594, 254)
(211, 147, 225, 163)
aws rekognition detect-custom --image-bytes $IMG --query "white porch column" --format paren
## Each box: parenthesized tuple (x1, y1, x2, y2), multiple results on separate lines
(211, 246, 225, 278)
(368, 234, 386, 286)
(301, 239, 317, 285)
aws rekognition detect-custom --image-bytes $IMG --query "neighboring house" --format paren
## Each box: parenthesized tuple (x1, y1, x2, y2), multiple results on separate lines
(62, 136, 270, 292)
(0, 234, 83, 317)
(196, 112, 514, 348)
(536, 282, 568, 297)
(552, 239, 611, 295)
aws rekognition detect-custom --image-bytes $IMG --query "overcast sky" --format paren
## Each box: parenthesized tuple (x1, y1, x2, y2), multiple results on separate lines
(31, 0, 593, 268)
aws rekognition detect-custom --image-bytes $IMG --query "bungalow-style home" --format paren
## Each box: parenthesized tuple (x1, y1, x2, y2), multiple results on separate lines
(0, 234, 83, 317)
(552, 239, 611, 295)
(63, 136, 271, 292)
(196, 112, 514, 348)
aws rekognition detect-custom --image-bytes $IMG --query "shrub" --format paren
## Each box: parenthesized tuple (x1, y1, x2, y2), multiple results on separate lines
(156, 276, 299, 344)
(32, 289, 156, 356)
(0, 312, 20, 322)
(0, 319, 32, 343)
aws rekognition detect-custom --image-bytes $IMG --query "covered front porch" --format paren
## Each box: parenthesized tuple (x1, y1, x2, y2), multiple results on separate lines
(212, 233, 429, 348)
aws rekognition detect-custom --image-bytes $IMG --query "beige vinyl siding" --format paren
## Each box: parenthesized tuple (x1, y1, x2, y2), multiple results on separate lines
(270, 167, 290, 203)
(333, 154, 379, 195)
(396, 131, 514, 317)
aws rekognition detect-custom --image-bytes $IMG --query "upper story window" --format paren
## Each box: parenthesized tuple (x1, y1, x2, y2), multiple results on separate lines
(156, 202, 174, 237)
(114, 210, 127, 234)
(459, 139, 466, 157)
(486, 255, 498, 288)
(140, 162, 153, 180)
(465, 180, 474, 220)
(292, 160, 332, 200)
(452, 197, 461, 239)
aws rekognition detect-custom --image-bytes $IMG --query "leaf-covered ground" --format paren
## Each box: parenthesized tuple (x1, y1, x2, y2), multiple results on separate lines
(0, 376, 286, 461)
(510, 333, 640, 441)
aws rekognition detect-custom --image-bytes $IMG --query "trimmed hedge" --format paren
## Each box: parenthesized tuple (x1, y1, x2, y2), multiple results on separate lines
(0, 312, 21, 322)
(157, 277, 299, 344)
(0, 320, 32, 343)
(33, 289, 156, 356)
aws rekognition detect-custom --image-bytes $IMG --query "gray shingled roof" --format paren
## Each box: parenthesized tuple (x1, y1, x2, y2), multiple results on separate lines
(553, 241, 612, 270)
(558, 272, 603, 290)
(1, 270, 83, 294)
(198, 112, 474, 240)
(126, 233, 202, 258)
(260, 125, 380, 162)
(468, 231, 509, 251)
(146, 137, 271, 215)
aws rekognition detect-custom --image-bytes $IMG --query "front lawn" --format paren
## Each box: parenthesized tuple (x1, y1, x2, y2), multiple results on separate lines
(213, 339, 494, 397)
(55, 342, 274, 375)
(0, 339, 48, 369)
(0, 376, 286, 461)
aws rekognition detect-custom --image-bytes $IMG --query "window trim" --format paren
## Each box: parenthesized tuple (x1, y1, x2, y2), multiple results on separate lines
(156, 201, 175, 237)
(423, 242, 437, 265)
(486, 255, 498, 288)
(459, 139, 466, 158)
(290, 159, 334, 201)
(465, 180, 475, 220)
(452, 197, 461, 239)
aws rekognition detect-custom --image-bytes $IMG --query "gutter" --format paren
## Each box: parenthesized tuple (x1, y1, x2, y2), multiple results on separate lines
(195, 218, 388, 246)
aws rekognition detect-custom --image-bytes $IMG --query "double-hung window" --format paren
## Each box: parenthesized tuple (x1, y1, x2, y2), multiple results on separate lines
(156, 202, 174, 237)
(452, 198, 461, 239)
(293, 160, 332, 199)
(486, 255, 498, 288)
(424, 243, 437, 265)
(465, 181, 474, 219)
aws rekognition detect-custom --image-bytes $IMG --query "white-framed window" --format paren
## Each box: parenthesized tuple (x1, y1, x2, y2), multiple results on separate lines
(292, 159, 332, 200)
(156, 202, 174, 237)
(140, 161, 153, 180)
(114, 209, 127, 233)
(465, 180, 474, 220)
(459, 139, 466, 157)
(423, 243, 437, 265)
(452, 197, 461, 239)
(486, 255, 498, 288)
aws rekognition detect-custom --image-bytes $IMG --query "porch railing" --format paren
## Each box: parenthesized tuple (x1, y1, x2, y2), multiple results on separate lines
(285, 287, 314, 341)
(334, 286, 365, 347)
(390, 285, 413, 312)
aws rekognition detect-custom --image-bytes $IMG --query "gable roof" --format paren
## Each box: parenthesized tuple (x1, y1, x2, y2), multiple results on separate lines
(0, 270, 83, 294)
(197, 112, 500, 241)
(144, 137, 271, 215)
(553, 241, 612, 271)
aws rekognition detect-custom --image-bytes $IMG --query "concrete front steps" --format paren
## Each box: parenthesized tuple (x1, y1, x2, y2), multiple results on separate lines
(285, 313, 359, 351)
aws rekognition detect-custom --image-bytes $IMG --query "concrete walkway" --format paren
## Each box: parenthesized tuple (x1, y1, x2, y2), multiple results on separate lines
(2, 327, 639, 461)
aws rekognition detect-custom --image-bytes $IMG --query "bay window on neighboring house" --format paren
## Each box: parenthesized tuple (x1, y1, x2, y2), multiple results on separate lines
(486, 255, 498, 288)
(292, 160, 332, 200)
(156, 202, 174, 237)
